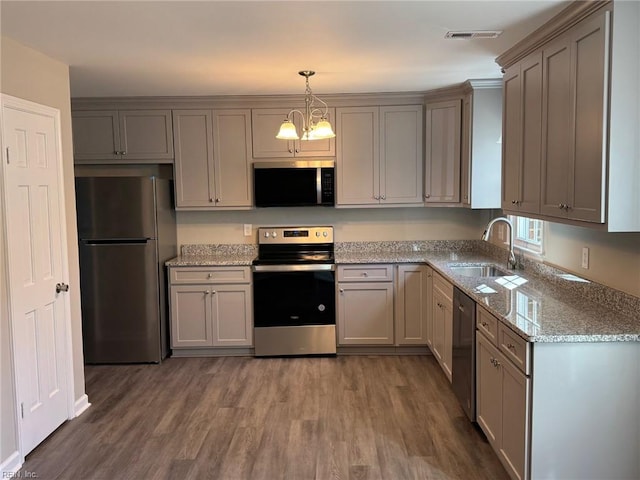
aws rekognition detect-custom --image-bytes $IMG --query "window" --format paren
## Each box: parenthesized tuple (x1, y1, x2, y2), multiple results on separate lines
(508, 215, 544, 255)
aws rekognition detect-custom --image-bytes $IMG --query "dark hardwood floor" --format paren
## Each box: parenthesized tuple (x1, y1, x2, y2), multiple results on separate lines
(21, 355, 509, 480)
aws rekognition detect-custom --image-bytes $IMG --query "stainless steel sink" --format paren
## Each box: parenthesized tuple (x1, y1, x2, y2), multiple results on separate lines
(448, 264, 510, 277)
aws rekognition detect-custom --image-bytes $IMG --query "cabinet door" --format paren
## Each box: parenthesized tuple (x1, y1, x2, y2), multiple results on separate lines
(295, 108, 336, 157)
(212, 109, 252, 207)
(337, 282, 393, 345)
(251, 108, 295, 158)
(425, 267, 434, 348)
(432, 287, 453, 381)
(500, 355, 530, 480)
(173, 110, 215, 208)
(211, 284, 253, 347)
(170, 285, 212, 348)
(519, 53, 543, 215)
(568, 12, 608, 223)
(72, 110, 120, 161)
(501, 65, 522, 211)
(461, 94, 472, 206)
(424, 100, 461, 203)
(395, 265, 428, 345)
(380, 105, 423, 204)
(119, 110, 174, 161)
(540, 38, 572, 218)
(336, 107, 380, 205)
(476, 332, 502, 448)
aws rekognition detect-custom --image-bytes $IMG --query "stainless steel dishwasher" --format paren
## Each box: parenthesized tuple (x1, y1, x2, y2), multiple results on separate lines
(452, 287, 477, 421)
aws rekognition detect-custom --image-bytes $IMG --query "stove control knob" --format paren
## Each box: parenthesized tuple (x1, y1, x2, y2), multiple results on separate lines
(316, 231, 321, 237)
(264, 232, 270, 238)
(322, 231, 328, 237)
(272, 231, 277, 238)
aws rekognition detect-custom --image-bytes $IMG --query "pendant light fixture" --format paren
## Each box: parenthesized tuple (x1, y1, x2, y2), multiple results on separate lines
(276, 71, 336, 141)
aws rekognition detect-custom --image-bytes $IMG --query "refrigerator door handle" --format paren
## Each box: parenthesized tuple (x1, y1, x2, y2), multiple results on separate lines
(81, 238, 152, 246)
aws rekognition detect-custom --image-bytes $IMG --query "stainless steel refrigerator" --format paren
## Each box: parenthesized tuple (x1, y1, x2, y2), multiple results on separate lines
(76, 176, 176, 363)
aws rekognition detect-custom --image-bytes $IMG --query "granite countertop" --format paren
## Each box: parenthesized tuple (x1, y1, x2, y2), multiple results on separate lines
(166, 242, 639, 344)
(337, 249, 640, 343)
(166, 253, 256, 267)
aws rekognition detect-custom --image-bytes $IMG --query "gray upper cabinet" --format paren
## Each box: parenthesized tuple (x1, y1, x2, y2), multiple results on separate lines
(424, 99, 461, 204)
(499, 2, 640, 231)
(336, 105, 423, 207)
(251, 108, 335, 158)
(72, 109, 173, 163)
(540, 13, 608, 223)
(173, 109, 252, 210)
(502, 53, 543, 215)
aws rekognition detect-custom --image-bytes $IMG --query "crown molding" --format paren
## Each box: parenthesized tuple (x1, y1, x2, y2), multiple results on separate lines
(496, 0, 611, 70)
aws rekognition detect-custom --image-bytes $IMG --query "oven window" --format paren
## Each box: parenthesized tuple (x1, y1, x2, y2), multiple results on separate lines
(253, 270, 336, 327)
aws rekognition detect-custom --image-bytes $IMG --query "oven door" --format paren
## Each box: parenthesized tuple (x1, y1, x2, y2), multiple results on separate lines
(252, 265, 336, 327)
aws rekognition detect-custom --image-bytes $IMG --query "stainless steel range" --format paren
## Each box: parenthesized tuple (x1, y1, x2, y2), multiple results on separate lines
(252, 226, 336, 356)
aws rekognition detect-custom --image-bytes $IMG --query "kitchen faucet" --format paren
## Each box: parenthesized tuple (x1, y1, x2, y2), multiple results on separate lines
(482, 217, 517, 269)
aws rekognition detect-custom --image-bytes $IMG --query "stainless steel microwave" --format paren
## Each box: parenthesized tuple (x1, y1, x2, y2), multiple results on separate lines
(253, 160, 335, 207)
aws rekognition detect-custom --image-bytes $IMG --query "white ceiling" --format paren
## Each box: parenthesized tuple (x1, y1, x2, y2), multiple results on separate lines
(1, 1, 569, 98)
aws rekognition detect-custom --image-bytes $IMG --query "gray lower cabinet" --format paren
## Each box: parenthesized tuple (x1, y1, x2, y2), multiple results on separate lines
(395, 264, 429, 345)
(476, 304, 639, 480)
(173, 109, 252, 209)
(477, 326, 530, 480)
(431, 271, 453, 381)
(169, 266, 253, 350)
(337, 264, 394, 345)
(72, 109, 174, 163)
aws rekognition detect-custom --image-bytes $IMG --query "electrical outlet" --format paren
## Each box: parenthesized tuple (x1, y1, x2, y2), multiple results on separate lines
(581, 247, 589, 269)
(243, 224, 252, 237)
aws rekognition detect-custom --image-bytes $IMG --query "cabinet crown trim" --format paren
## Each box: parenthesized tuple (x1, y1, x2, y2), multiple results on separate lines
(496, 0, 610, 69)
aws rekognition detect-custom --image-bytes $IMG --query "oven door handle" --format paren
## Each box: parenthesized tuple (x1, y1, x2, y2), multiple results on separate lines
(252, 264, 335, 273)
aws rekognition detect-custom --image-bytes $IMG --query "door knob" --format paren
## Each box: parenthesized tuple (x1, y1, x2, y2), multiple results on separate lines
(56, 283, 69, 294)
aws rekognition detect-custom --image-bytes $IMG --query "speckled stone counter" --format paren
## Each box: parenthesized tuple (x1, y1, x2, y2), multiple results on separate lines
(166, 241, 639, 343)
(335, 242, 640, 344)
(166, 244, 256, 267)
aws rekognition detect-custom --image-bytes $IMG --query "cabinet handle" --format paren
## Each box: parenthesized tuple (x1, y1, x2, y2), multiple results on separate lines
(507, 343, 516, 351)
(207, 273, 212, 279)
(558, 203, 566, 209)
(339, 288, 344, 294)
(374, 195, 380, 200)
(215, 198, 220, 203)
(481, 321, 488, 327)
(209, 198, 214, 203)
(288, 148, 293, 154)
(211, 290, 216, 295)
(564, 204, 570, 210)
(295, 148, 299, 153)
(204, 290, 210, 295)
(458, 305, 464, 312)
(362, 272, 368, 277)
(381, 195, 386, 200)
(425, 194, 431, 199)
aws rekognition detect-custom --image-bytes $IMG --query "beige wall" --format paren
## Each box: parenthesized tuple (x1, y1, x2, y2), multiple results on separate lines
(1, 36, 85, 462)
(177, 207, 492, 246)
(544, 223, 640, 297)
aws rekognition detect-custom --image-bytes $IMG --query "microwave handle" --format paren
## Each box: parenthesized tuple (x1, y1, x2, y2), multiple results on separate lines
(316, 167, 322, 205)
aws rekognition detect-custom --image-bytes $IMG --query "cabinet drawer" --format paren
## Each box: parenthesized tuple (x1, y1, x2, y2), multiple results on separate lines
(432, 271, 453, 304)
(337, 264, 393, 282)
(170, 266, 251, 284)
(476, 306, 499, 346)
(498, 323, 530, 375)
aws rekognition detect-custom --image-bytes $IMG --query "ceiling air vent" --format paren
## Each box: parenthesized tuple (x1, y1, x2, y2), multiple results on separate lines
(445, 31, 503, 39)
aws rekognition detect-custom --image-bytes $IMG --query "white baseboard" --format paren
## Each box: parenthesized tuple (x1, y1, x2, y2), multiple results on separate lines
(74, 394, 91, 417)
(0, 451, 21, 476)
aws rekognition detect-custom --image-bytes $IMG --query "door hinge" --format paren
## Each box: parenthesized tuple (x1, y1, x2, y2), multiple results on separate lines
(21, 402, 24, 418)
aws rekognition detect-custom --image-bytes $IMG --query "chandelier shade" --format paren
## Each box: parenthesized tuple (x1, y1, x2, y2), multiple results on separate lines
(276, 71, 336, 141)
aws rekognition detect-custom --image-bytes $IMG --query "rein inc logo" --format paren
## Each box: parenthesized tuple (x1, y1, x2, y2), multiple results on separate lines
(3, 472, 37, 478)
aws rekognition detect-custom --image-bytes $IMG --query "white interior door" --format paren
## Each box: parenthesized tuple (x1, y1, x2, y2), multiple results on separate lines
(2, 96, 70, 455)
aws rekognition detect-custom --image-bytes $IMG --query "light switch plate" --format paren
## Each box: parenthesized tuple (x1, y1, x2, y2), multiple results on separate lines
(243, 224, 252, 236)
